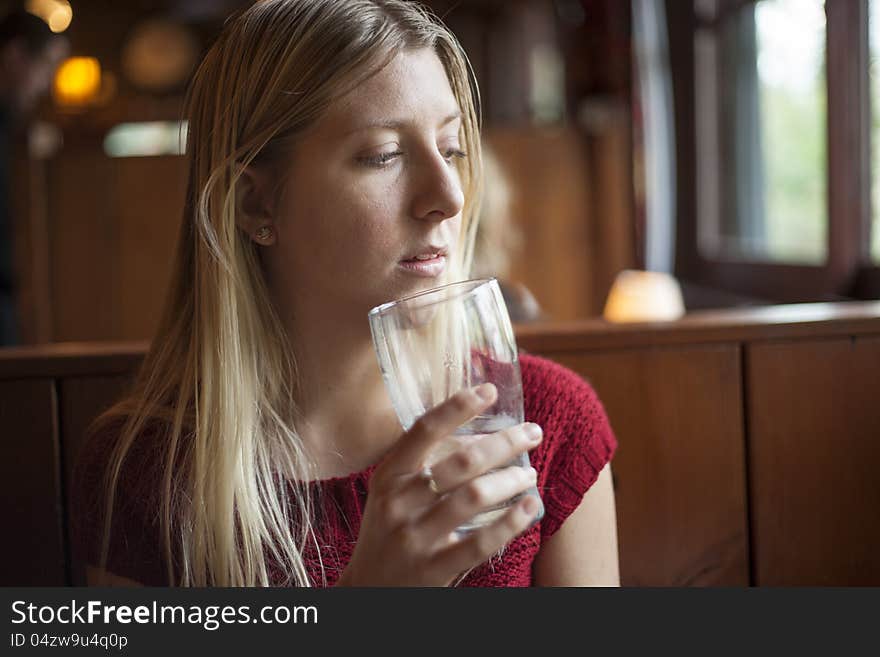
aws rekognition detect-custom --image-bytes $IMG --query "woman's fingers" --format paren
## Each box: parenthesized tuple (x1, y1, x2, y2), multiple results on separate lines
(383, 383, 497, 476)
(373, 468, 447, 526)
(427, 495, 542, 578)
(353, 383, 547, 586)
(426, 422, 542, 495)
(372, 420, 543, 538)
(416, 465, 538, 541)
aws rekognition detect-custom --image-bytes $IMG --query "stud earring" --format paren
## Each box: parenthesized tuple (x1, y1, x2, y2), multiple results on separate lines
(255, 226, 273, 243)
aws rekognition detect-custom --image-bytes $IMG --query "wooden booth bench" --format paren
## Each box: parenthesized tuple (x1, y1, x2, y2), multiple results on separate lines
(2, 302, 879, 586)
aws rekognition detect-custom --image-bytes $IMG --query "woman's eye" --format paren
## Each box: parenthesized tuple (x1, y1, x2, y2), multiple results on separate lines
(357, 147, 466, 168)
(358, 151, 403, 168)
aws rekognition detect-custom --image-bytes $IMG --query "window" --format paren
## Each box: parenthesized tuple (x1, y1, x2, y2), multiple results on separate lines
(696, 0, 828, 264)
(670, 0, 877, 303)
(870, 0, 880, 262)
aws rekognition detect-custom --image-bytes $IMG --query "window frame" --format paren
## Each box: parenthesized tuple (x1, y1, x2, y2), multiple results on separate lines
(669, 0, 878, 303)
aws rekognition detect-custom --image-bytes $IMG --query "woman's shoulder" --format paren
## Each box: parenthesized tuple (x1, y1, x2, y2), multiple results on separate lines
(73, 411, 179, 517)
(518, 350, 615, 461)
(518, 351, 617, 541)
(519, 351, 607, 425)
(70, 413, 174, 585)
(71, 414, 168, 532)
(73, 414, 168, 490)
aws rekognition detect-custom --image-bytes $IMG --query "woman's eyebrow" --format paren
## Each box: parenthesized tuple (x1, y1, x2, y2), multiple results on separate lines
(344, 111, 462, 136)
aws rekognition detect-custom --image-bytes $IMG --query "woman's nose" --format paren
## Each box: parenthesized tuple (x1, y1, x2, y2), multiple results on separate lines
(410, 151, 465, 222)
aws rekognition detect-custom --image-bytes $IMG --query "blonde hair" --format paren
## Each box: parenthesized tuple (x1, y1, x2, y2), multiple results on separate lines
(91, 0, 483, 587)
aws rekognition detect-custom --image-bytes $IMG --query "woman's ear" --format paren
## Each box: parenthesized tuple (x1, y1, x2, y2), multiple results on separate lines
(235, 165, 277, 245)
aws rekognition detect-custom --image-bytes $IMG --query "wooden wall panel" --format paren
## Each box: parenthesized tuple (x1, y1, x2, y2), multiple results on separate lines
(48, 151, 118, 341)
(60, 374, 135, 586)
(115, 157, 186, 341)
(485, 127, 596, 321)
(46, 152, 185, 343)
(13, 144, 54, 344)
(0, 379, 65, 585)
(547, 344, 750, 586)
(747, 336, 880, 585)
(586, 113, 637, 308)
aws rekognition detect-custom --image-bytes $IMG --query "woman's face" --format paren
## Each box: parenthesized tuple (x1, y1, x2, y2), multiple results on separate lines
(264, 47, 467, 320)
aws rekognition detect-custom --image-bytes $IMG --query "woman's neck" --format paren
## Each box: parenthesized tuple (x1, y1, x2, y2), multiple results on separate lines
(285, 306, 402, 479)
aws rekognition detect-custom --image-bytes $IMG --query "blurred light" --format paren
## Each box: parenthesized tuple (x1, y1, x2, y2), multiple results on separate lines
(121, 19, 199, 91)
(529, 43, 565, 123)
(47, 4, 73, 33)
(28, 121, 63, 159)
(53, 57, 101, 107)
(24, 0, 52, 18)
(25, 0, 73, 33)
(94, 70, 117, 106)
(104, 121, 189, 158)
(603, 270, 685, 323)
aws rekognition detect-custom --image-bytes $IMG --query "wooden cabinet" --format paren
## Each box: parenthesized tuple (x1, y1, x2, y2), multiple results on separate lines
(747, 337, 880, 585)
(555, 345, 749, 586)
(1, 303, 878, 585)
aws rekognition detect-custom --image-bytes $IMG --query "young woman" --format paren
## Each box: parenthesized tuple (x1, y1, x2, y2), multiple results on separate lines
(72, 0, 619, 587)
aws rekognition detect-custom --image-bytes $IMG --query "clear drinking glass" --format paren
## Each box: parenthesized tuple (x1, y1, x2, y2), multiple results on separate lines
(368, 278, 544, 534)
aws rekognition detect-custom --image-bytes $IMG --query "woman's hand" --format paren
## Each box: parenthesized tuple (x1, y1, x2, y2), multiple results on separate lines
(336, 383, 543, 587)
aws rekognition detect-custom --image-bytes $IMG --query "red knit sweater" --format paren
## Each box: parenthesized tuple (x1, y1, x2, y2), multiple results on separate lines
(71, 353, 617, 587)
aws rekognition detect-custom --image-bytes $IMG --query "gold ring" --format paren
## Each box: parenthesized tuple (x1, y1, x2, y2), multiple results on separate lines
(422, 466, 440, 495)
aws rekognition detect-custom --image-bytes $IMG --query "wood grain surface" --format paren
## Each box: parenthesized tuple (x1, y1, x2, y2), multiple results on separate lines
(747, 336, 880, 585)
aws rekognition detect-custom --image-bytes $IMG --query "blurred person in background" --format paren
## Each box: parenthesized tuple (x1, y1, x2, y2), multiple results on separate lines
(0, 9, 68, 345)
(472, 142, 544, 323)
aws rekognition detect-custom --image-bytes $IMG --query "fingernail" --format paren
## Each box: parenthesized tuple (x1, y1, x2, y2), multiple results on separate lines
(474, 383, 496, 402)
(524, 423, 542, 442)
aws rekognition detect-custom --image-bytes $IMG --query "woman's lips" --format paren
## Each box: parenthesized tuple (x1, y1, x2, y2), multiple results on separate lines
(398, 255, 446, 277)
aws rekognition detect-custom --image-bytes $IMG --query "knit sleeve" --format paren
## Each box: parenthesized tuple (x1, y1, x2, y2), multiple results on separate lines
(520, 354, 618, 542)
(70, 419, 173, 586)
